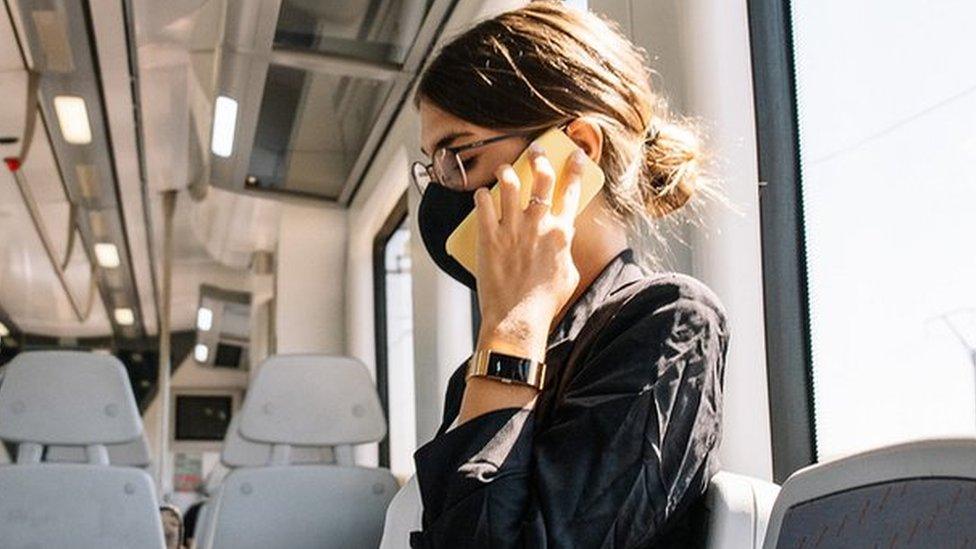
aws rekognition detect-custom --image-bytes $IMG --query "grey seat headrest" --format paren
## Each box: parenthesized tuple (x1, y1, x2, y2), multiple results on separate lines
(238, 354, 386, 446)
(0, 351, 143, 446)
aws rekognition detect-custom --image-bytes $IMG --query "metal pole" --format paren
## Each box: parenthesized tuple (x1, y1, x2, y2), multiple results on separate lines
(157, 190, 177, 494)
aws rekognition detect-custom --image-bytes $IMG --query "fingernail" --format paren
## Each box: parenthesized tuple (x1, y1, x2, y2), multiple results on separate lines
(571, 149, 587, 166)
(528, 142, 544, 156)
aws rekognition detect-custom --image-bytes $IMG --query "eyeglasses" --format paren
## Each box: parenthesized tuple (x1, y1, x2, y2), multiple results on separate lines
(411, 129, 544, 195)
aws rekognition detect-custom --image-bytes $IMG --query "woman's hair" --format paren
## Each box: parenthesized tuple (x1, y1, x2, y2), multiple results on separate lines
(415, 1, 729, 266)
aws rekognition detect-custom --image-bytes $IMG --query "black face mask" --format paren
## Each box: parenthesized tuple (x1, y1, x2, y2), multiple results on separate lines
(417, 182, 478, 290)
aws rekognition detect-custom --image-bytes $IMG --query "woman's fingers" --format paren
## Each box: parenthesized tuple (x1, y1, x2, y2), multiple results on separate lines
(474, 187, 498, 236)
(527, 144, 556, 217)
(555, 149, 586, 223)
(496, 164, 521, 230)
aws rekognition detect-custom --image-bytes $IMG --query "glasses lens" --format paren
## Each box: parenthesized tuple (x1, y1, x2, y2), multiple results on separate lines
(411, 162, 433, 194)
(433, 149, 466, 190)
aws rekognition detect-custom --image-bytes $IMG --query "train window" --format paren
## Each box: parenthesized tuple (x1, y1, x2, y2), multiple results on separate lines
(374, 197, 417, 481)
(759, 0, 976, 473)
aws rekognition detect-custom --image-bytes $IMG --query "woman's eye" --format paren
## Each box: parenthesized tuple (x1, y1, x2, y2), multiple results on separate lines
(461, 157, 477, 171)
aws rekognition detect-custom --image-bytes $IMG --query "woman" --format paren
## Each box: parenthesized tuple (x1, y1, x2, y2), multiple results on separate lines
(407, 2, 729, 547)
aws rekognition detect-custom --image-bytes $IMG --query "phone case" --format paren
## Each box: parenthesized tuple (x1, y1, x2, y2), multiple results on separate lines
(445, 127, 606, 277)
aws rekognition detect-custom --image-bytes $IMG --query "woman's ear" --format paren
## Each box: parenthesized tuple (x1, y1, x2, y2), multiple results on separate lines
(565, 117, 603, 163)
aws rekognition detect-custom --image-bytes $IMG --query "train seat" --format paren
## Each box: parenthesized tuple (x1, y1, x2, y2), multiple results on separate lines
(378, 470, 780, 548)
(192, 414, 338, 547)
(761, 438, 976, 548)
(0, 351, 165, 548)
(200, 354, 398, 549)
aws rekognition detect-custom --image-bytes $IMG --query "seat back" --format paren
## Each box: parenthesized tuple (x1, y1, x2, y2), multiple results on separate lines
(705, 471, 780, 549)
(0, 351, 165, 548)
(207, 466, 398, 549)
(762, 438, 976, 548)
(0, 464, 165, 548)
(205, 354, 397, 549)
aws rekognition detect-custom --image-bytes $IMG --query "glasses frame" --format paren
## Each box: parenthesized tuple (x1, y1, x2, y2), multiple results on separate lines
(411, 128, 551, 196)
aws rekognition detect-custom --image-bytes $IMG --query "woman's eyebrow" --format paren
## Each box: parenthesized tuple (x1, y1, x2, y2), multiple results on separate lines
(421, 130, 473, 157)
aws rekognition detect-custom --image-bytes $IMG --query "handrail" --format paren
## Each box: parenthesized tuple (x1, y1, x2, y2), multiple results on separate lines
(156, 189, 177, 493)
(9, 166, 96, 322)
(4, 70, 96, 322)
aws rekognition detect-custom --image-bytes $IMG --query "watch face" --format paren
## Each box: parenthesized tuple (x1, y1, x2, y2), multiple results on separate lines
(484, 352, 534, 384)
(468, 350, 545, 390)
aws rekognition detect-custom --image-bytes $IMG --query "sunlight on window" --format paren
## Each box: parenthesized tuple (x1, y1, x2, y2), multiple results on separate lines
(792, 0, 976, 460)
(384, 222, 417, 480)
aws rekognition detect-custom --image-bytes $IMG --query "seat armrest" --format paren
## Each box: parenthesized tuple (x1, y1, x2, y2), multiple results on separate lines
(705, 471, 781, 549)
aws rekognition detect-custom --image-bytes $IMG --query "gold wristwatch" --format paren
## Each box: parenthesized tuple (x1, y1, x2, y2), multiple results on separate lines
(466, 349, 547, 391)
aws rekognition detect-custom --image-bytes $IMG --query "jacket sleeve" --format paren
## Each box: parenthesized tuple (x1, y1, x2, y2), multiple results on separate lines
(411, 292, 728, 549)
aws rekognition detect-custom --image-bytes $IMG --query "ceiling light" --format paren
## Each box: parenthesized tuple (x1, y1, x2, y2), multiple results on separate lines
(194, 343, 209, 363)
(53, 95, 93, 145)
(0, 321, 9, 337)
(114, 307, 134, 326)
(211, 95, 238, 157)
(197, 307, 213, 331)
(93, 242, 120, 268)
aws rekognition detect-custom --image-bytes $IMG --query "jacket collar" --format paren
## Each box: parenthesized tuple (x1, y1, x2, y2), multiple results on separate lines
(546, 248, 644, 348)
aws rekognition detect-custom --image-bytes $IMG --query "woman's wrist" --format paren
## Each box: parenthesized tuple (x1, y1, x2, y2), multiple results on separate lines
(476, 313, 549, 363)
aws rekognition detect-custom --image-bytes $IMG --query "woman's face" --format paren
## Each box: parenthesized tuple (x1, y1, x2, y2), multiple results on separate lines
(419, 99, 530, 191)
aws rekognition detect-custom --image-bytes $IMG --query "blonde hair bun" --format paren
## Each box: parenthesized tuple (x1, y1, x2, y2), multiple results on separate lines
(640, 120, 703, 219)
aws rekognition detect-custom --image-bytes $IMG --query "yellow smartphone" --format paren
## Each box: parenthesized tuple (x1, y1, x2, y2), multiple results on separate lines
(445, 127, 606, 277)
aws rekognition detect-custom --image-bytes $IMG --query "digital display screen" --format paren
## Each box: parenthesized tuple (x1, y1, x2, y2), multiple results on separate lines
(214, 343, 243, 368)
(174, 395, 232, 441)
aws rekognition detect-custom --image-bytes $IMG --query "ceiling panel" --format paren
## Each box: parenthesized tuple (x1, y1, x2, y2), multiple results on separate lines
(274, 0, 433, 65)
(245, 66, 394, 199)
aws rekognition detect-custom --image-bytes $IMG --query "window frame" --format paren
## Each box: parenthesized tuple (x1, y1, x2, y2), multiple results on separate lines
(372, 194, 409, 469)
(747, 0, 818, 482)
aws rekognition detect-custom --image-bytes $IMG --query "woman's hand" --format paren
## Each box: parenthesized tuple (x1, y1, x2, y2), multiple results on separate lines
(473, 144, 586, 363)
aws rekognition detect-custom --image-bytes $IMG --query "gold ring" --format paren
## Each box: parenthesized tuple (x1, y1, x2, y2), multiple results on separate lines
(529, 196, 551, 207)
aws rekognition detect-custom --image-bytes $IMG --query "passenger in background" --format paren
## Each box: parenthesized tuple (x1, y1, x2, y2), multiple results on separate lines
(159, 505, 183, 549)
(406, 2, 731, 547)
